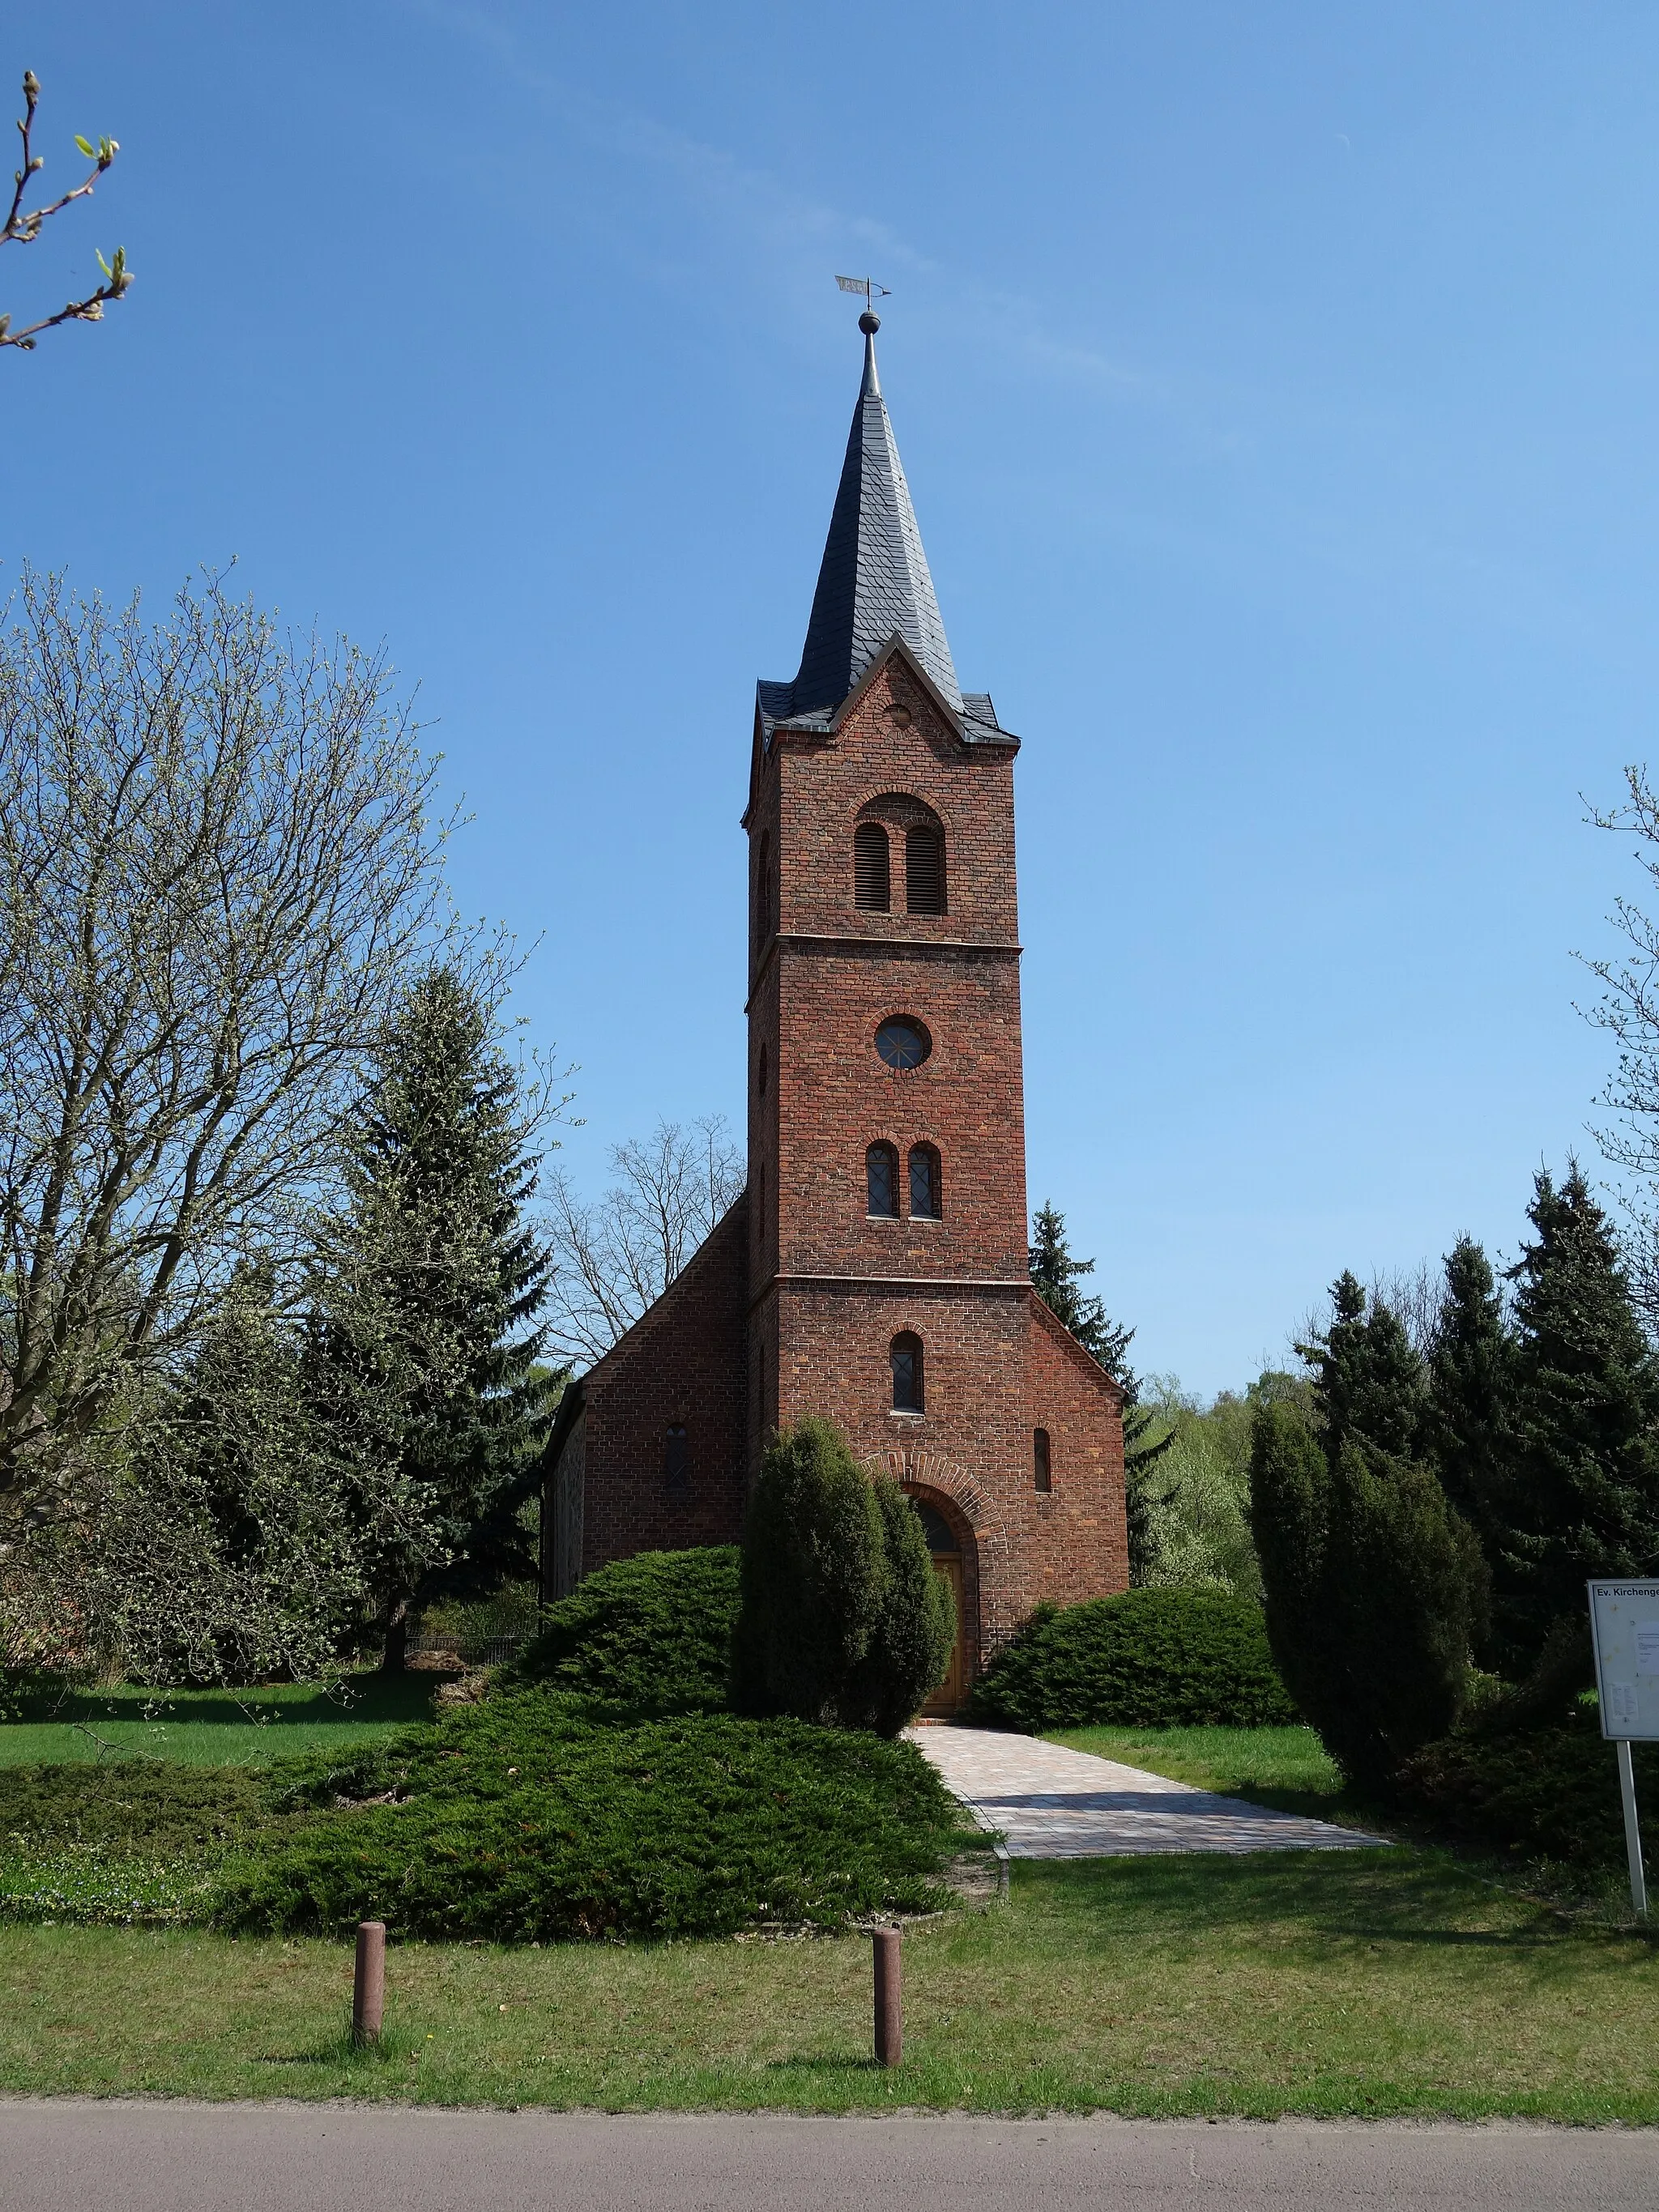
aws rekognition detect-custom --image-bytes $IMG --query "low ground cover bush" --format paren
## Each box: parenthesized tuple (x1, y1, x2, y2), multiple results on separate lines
(0, 1686, 969, 1941)
(966, 1588, 1298, 1733)
(1393, 1713, 1659, 1869)
(503, 1549, 740, 1715)
(220, 1690, 966, 1941)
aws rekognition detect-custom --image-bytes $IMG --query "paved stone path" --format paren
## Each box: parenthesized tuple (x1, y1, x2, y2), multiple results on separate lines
(908, 1725, 1388, 1857)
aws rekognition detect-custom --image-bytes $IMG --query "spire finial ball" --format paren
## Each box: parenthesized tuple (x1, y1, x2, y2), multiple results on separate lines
(859, 309, 881, 335)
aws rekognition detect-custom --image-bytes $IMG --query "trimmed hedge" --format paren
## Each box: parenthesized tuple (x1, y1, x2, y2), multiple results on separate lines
(220, 1690, 964, 1941)
(1394, 1715, 1659, 1869)
(502, 1548, 740, 1715)
(966, 1587, 1299, 1733)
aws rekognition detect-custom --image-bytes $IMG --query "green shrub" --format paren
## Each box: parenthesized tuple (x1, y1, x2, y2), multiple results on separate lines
(966, 1587, 1298, 1733)
(1252, 1399, 1479, 1788)
(1394, 1712, 1659, 1869)
(502, 1549, 740, 1715)
(842, 1477, 957, 1737)
(219, 1689, 964, 1941)
(732, 1419, 886, 1724)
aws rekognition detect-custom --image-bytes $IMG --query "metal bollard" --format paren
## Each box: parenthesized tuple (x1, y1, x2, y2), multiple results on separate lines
(352, 1920, 386, 2047)
(872, 1926, 902, 2067)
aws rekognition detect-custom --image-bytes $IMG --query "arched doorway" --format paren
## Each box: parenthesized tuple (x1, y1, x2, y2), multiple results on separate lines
(910, 1494, 970, 1716)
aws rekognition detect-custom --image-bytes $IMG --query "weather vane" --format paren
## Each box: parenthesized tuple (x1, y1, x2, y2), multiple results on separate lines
(836, 275, 891, 310)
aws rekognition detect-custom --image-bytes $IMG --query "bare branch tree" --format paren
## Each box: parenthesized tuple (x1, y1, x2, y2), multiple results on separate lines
(544, 1116, 744, 1368)
(0, 567, 497, 1497)
(2, 70, 130, 354)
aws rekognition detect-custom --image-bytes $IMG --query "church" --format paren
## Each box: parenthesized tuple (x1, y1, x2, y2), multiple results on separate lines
(542, 310, 1128, 1709)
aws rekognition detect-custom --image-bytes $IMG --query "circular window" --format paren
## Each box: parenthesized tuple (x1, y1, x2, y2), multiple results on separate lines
(875, 1016, 932, 1072)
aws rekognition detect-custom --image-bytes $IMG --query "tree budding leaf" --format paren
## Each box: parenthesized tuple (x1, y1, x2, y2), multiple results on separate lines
(74, 135, 94, 157)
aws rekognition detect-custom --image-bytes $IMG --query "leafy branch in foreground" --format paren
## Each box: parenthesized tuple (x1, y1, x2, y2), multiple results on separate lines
(2, 69, 130, 353)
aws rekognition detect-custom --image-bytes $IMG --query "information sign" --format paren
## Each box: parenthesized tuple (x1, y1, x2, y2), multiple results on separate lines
(1587, 1580, 1659, 1917)
(1587, 1580, 1659, 1741)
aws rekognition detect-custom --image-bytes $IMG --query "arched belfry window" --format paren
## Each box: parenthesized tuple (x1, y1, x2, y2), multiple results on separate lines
(866, 1142, 898, 1217)
(906, 824, 946, 915)
(908, 1144, 940, 1219)
(854, 821, 891, 911)
(891, 1331, 923, 1413)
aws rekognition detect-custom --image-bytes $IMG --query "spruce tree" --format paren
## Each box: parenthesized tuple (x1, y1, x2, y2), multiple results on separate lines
(1498, 1164, 1659, 1672)
(1304, 1270, 1427, 1462)
(1427, 1236, 1514, 1551)
(1030, 1202, 1171, 1575)
(309, 968, 558, 1669)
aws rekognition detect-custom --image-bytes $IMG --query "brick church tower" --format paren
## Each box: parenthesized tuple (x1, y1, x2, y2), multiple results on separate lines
(544, 314, 1127, 1703)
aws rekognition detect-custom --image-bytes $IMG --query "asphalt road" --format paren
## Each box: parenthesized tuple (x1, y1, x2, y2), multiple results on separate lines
(1, 2103, 1653, 2210)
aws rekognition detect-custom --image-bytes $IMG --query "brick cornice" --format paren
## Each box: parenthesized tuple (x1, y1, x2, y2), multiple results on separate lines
(749, 1269, 1027, 1316)
(746, 928, 1021, 1008)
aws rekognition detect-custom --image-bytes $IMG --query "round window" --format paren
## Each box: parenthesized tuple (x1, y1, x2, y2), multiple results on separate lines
(875, 1016, 932, 1072)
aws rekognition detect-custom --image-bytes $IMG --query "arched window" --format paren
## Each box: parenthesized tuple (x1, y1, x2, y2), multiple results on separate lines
(664, 1423, 690, 1497)
(891, 1331, 923, 1413)
(906, 824, 946, 914)
(866, 1142, 898, 1217)
(1034, 1428, 1052, 1494)
(854, 821, 891, 911)
(908, 1144, 940, 1219)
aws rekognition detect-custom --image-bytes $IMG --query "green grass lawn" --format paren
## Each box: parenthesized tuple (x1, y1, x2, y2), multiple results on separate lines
(0, 1676, 438, 1767)
(1, 1849, 1655, 2119)
(1045, 1724, 1353, 1822)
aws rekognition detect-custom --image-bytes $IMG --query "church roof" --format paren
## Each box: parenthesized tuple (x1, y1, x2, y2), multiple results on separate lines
(758, 317, 1015, 747)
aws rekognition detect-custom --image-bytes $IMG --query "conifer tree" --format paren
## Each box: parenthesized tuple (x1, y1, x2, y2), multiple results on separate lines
(731, 1417, 886, 1724)
(1304, 1270, 1427, 1462)
(1254, 1275, 1482, 1786)
(308, 968, 559, 1669)
(1030, 1202, 1171, 1575)
(1427, 1236, 1514, 1551)
(843, 1475, 957, 1737)
(1497, 1164, 1659, 1672)
(732, 1419, 955, 1734)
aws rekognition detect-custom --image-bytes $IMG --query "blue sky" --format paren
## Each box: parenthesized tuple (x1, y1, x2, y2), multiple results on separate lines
(12, 3, 1659, 1395)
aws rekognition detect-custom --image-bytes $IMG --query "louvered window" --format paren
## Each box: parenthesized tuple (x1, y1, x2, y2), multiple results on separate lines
(908, 1145, 940, 1219)
(906, 825, 945, 914)
(867, 1142, 898, 1217)
(854, 821, 891, 911)
(665, 1424, 689, 1497)
(891, 1331, 923, 1413)
(1034, 1428, 1052, 1494)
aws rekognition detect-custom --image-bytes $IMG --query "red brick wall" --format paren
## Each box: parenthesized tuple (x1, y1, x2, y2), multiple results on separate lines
(740, 649, 1126, 1673)
(579, 1195, 750, 1574)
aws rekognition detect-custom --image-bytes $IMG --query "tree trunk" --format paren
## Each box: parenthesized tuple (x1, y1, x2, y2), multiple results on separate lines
(380, 1599, 411, 1674)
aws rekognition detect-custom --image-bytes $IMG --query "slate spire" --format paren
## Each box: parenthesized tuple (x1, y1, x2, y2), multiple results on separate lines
(779, 312, 964, 721)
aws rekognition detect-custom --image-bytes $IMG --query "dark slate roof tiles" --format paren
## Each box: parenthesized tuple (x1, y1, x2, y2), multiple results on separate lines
(760, 328, 1013, 745)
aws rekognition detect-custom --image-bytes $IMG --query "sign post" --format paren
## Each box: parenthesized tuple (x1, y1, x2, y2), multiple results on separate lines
(1586, 1580, 1659, 1917)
